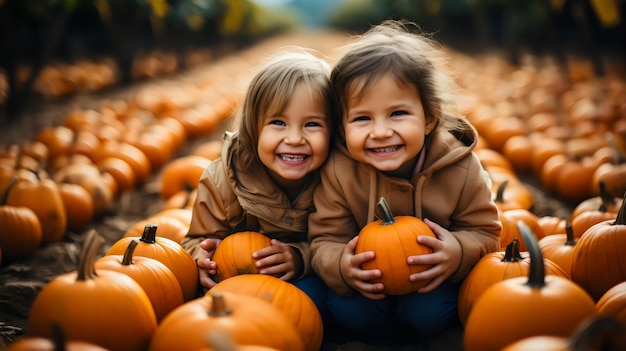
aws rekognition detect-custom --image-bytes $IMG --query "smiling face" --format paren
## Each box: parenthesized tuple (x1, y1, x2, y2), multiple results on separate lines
(343, 73, 435, 177)
(257, 83, 330, 187)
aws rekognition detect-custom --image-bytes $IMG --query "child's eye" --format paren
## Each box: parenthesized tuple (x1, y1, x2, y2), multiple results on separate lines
(305, 121, 322, 128)
(351, 116, 370, 122)
(268, 120, 286, 126)
(391, 110, 408, 117)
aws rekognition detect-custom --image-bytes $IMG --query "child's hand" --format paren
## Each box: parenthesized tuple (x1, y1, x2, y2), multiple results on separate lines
(198, 238, 221, 290)
(252, 239, 301, 281)
(340, 236, 385, 300)
(407, 218, 462, 293)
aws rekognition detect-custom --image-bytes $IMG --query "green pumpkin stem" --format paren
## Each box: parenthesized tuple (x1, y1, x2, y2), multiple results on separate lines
(494, 180, 508, 204)
(140, 223, 158, 244)
(76, 229, 105, 281)
(564, 221, 577, 246)
(377, 197, 397, 225)
(517, 221, 546, 289)
(208, 291, 232, 317)
(615, 191, 626, 226)
(500, 238, 523, 262)
(121, 239, 139, 266)
(569, 316, 621, 351)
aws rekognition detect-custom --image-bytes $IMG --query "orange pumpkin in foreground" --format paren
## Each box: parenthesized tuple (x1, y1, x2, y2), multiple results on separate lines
(463, 222, 597, 351)
(149, 291, 304, 351)
(211, 274, 323, 351)
(355, 197, 436, 295)
(25, 231, 157, 351)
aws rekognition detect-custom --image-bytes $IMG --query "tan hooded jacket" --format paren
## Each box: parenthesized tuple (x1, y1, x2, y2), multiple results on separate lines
(308, 117, 502, 295)
(182, 132, 318, 280)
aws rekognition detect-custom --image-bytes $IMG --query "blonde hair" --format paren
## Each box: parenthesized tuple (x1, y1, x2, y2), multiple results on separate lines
(331, 20, 462, 137)
(234, 49, 333, 167)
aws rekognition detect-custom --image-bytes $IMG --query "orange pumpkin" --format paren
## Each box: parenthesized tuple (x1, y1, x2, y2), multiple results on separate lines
(149, 291, 304, 351)
(107, 224, 198, 301)
(57, 182, 94, 233)
(158, 155, 211, 199)
(463, 222, 598, 351)
(537, 222, 577, 278)
(501, 316, 621, 351)
(6, 170, 67, 244)
(6, 323, 110, 351)
(211, 274, 323, 351)
(0, 178, 43, 263)
(95, 239, 184, 321)
(571, 192, 626, 301)
(596, 281, 626, 347)
(355, 197, 436, 295)
(25, 231, 157, 351)
(498, 208, 545, 251)
(458, 238, 567, 325)
(211, 231, 272, 283)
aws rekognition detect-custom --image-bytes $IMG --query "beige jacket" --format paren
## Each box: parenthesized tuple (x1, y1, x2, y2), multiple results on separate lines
(182, 132, 318, 280)
(308, 117, 502, 295)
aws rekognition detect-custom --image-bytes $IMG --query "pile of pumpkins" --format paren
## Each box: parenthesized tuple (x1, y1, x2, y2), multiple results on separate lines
(9, 226, 324, 351)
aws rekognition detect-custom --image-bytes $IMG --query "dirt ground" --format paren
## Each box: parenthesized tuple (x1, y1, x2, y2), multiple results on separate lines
(0, 30, 576, 351)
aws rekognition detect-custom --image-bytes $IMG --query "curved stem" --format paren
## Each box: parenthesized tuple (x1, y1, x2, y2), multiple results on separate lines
(500, 238, 523, 262)
(377, 197, 397, 225)
(121, 239, 139, 266)
(564, 221, 577, 246)
(494, 180, 508, 204)
(76, 229, 105, 281)
(615, 191, 626, 226)
(139, 223, 158, 244)
(598, 181, 616, 212)
(0, 177, 18, 205)
(517, 221, 546, 289)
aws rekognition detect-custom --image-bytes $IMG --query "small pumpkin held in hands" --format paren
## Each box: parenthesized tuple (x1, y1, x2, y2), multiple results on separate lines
(355, 197, 436, 295)
(211, 231, 273, 283)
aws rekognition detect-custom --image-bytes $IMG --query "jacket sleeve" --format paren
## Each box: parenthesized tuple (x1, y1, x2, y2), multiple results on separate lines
(448, 153, 502, 283)
(308, 157, 360, 295)
(182, 160, 242, 262)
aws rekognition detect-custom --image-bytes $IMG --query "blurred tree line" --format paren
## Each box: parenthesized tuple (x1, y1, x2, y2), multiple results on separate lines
(0, 0, 298, 122)
(1, 0, 624, 123)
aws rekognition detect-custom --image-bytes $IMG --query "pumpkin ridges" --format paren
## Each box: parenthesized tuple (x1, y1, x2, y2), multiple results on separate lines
(355, 197, 435, 295)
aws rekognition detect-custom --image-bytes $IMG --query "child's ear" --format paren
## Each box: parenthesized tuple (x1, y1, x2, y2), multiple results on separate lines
(425, 118, 437, 136)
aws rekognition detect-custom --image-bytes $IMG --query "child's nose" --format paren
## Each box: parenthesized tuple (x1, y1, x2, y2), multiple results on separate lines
(285, 128, 305, 144)
(369, 119, 393, 138)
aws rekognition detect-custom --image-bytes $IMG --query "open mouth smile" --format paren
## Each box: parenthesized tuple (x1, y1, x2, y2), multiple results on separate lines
(369, 145, 399, 153)
(279, 153, 308, 161)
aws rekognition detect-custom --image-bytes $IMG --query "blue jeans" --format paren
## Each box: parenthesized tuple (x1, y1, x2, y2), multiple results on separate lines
(327, 281, 460, 340)
(292, 275, 333, 329)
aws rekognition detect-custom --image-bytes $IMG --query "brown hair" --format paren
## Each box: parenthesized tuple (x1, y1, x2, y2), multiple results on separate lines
(233, 48, 333, 167)
(331, 20, 462, 139)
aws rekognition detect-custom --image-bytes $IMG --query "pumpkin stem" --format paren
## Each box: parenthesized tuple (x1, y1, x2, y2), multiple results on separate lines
(517, 221, 546, 289)
(494, 180, 508, 204)
(615, 191, 626, 226)
(569, 316, 622, 351)
(76, 229, 106, 281)
(377, 197, 397, 225)
(500, 238, 524, 262)
(121, 239, 139, 266)
(564, 221, 577, 246)
(0, 177, 18, 206)
(139, 223, 158, 244)
(598, 181, 616, 212)
(208, 291, 232, 317)
(51, 323, 67, 351)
